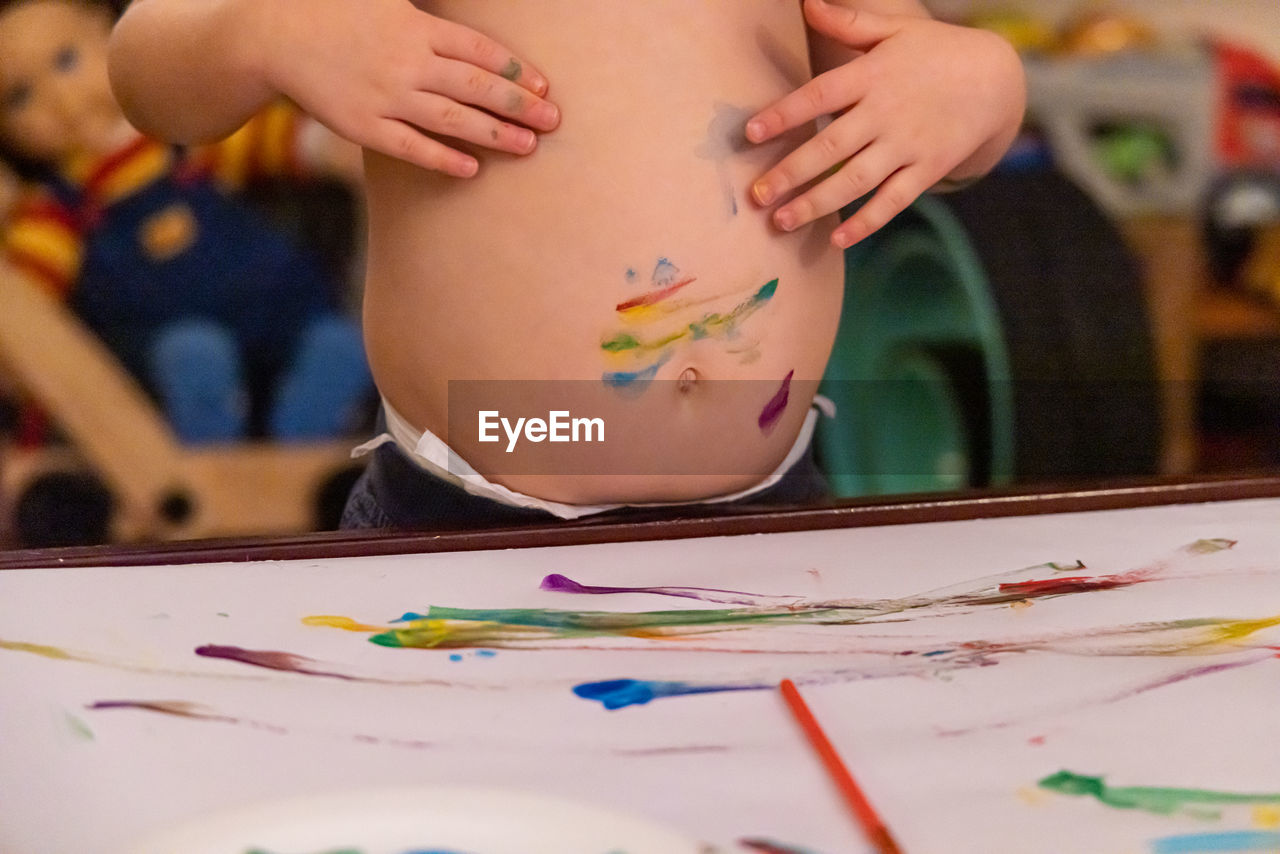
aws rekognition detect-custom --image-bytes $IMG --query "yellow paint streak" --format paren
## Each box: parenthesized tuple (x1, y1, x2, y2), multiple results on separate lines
(0, 639, 77, 660)
(1254, 805, 1280, 828)
(301, 615, 388, 633)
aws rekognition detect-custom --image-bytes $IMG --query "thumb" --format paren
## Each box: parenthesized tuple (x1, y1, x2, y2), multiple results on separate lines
(803, 0, 901, 50)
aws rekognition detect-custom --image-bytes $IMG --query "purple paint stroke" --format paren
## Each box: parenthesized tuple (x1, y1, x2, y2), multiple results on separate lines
(194, 644, 453, 686)
(939, 649, 1276, 737)
(87, 700, 434, 749)
(758, 369, 793, 434)
(540, 573, 800, 606)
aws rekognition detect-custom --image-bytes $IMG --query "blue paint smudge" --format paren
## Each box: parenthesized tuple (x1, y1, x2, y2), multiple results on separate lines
(1150, 831, 1280, 853)
(603, 352, 671, 392)
(448, 653, 463, 662)
(573, 678, 764, 710)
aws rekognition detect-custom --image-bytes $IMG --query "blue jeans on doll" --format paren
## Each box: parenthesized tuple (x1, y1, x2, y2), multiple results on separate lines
(149, 315, 371, 444)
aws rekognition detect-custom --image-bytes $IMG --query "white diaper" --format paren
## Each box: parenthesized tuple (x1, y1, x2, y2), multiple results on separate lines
(352, 396, 835, 520)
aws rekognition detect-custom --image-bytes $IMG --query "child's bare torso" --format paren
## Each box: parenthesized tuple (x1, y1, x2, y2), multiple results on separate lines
(361, 0, 845, 503)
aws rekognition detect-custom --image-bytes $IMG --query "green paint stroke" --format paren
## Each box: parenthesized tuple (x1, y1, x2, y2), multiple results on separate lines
(64, 712, 94, 741)
(601, 278, 777, 355)
(1039, 771, 1280, 818)
(369, 604, 819, 649)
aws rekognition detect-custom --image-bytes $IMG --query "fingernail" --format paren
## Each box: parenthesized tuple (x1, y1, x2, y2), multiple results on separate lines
(775, 207, 797, 231)
(832, 230, 853, 249)
(745, 119, 766, 142)
(752, 181, 775, 205)
(457, 157, 479, 178)
(515, 128, 536, 153)
(535, 102, 560, 128)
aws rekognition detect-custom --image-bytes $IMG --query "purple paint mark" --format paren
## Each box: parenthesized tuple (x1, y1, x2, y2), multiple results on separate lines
(194, 644, 453, 686)
(540, 573, 799, 606)
(758, 369, 793, 434)
(195, 644, 360, 681)
(87, 700, 434, 749)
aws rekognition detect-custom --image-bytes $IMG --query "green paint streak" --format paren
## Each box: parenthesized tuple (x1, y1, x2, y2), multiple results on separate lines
(1039, 771, 1280, 817)
(64, 712, 94, 741)
(415, 604, 809, 629)
(601, 333, 640, 352)
(601, 278, 778, 355)
(369, 605, 820, 649)
(1187, 538, 1236, 554)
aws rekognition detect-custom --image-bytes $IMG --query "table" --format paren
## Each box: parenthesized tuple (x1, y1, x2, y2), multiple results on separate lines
(4, 477, 1280, 854)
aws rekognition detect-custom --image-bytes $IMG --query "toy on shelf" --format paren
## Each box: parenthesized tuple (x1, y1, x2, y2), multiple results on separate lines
(979, 6, 1280, 294)
(0, 0, 373, 545)
(0, 0, 372, 446)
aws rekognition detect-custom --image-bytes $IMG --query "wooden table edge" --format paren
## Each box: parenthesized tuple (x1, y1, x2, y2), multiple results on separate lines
(5, 473, 1280, 569)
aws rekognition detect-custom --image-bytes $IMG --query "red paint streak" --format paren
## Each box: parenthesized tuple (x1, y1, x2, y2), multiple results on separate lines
(997, 575, 1129, 597)
(615, 276, 696, 311)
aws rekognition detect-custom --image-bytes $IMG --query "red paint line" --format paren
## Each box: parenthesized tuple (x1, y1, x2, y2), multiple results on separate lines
(615, 276, 697, 312)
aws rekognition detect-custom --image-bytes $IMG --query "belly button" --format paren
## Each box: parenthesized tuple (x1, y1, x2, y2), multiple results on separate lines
(677, 367, 699, 393)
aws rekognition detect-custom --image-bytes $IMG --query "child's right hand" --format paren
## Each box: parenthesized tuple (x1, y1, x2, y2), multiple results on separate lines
(258, 0, 559, 177)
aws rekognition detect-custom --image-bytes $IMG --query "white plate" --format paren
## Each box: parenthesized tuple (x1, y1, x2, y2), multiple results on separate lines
(124, 785, 714, 854)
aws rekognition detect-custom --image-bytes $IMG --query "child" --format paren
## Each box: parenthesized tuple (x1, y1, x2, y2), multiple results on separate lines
(108, 0, 1025, 527)
(0, 0, 374, 444)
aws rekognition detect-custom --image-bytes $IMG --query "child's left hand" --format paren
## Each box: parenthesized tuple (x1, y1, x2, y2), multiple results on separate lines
(746, 0, 1025, 249)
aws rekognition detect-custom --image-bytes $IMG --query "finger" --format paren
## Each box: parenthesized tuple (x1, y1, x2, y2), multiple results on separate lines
(770, 142, 900, 232)
(429, 18, 551, 97)
(751, 114, 876, 207)
(400, 91, 540, 155)
(431, 57, 560, 132)
(363, 121, 479, 177)
(801, 0, 901, 50)
(746, 65, 869, 145)
(832, 167, 928, 248)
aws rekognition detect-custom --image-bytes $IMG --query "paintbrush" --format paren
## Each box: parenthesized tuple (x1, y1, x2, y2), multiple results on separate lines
(778, 679, 905, 854)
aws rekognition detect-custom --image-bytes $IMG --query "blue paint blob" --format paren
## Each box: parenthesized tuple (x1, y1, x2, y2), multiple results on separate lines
(1150, 830, 1280, 854)
(603, 352, 671, 392)
(448, 653, 463, 662)
(572, 678, 762, 710)
(476, 649, 497, 658)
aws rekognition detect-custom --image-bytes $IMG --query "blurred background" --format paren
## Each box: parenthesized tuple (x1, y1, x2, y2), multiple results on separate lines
(3, 0, 1280, 548)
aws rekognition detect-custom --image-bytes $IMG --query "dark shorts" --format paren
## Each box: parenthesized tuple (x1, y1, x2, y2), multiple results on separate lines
(340, 434, 830, 531)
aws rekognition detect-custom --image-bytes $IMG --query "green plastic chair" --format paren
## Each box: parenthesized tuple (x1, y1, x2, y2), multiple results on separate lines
(816, 196, 1015, 496)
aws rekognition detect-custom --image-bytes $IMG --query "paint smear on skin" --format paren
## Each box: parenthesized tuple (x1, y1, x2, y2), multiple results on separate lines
(602, 351, 672, 391)
(615, 276, 698, 313)
(602, 279, 778, 357)
(1038, 771, 1280, 818)
(87, 700, 434, 749)
(695, 102, 756, 217)
(1150, 831, 1280, 854)
(500, 57, 522, 82)
(758, 370, 793, 434)
(539, 572, 801, 606)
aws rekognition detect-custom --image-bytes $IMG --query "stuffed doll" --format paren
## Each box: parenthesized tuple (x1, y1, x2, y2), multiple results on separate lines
(0, 0, 372, 444)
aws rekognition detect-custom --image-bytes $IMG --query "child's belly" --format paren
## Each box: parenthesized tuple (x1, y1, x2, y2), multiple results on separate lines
(361, 0, 845, 503)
